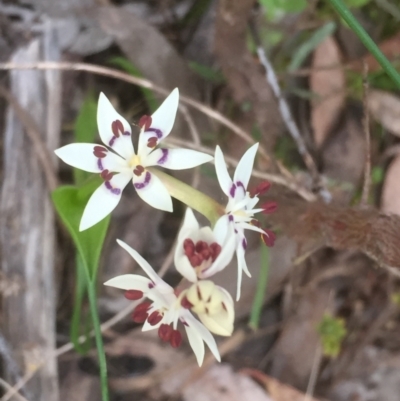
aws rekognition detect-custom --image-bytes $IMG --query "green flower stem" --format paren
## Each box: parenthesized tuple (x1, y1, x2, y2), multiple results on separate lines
(326, 0, 400, 88)
(248, 244, 269, 330)
(87, 280, 109, 401)
(149, 168, 225, 225)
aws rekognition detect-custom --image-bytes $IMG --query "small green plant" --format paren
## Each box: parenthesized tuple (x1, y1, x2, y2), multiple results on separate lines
(317, 313, 347, 357)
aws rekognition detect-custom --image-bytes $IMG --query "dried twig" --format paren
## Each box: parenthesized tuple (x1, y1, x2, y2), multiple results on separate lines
(0, 379, 29, 401)
(0, 85, 58, 191)
(360, 62, 371, 207)
(248, 21, 331, 203)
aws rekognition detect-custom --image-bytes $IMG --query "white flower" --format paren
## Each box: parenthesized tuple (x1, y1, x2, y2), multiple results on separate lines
(214, 144, 276, 300)
(174, 208, 236, 282)
(104, 239, 221, 366)
(55, 89, 213, 231)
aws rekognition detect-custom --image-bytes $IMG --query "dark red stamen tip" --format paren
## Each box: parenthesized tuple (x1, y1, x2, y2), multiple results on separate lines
(133, 165, 145, 176)
(93, 146, 107, 158)
(132, 301, 151, 323)
(210, 243, 222, 262)
(148, 311, 163, 326)
(170, 330, 182, 348)
(262, 229, 276, 247)
(100, 169, 114, 181)
(124, 290, 143, 300)
(138, 115, 152, 131)
(147, 137, 158, 148)
(250, 181, 271, 198)
(158, 324, 172, 342)
(111, 120, 124, 138)
(262, 201, 278, 214)
(183, 238, 195, 258)
(181, 296, 193, 309)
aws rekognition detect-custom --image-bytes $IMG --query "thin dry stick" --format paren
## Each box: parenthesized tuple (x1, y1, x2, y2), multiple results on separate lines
(248, 22, 331, 203)
(0, 61, 271, 163)
(0, 85, 58, 191)
(0, 379, 29, 401)
(360, 61, 371, 207)
(166, 137, 317, 201)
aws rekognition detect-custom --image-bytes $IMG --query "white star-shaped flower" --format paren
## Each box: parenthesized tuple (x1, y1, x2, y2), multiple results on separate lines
(104, 239, 221, 366)
(55, 89, 213, 231)
(214, 144, 276, 300)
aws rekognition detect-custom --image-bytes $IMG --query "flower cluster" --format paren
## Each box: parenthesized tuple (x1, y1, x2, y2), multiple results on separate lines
(55, 89, 277, 365)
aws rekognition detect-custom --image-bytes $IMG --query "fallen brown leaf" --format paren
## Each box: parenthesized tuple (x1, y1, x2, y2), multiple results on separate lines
(381, 155, 400, 215)
(310, 35, 345, 147)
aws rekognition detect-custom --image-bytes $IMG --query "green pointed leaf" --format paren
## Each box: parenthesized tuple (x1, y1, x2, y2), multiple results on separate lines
(52, 177, 110, 279)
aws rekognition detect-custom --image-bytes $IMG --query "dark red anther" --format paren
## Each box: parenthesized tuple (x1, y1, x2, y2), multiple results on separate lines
(170, 330, 182, 348)
(195, 241, 207, 253)
(111, 120, 124, 138)
(249, 181, 271, 198)
(183, 238, 195, 258)
(138, 115, 152, 131)
(133, 165, 145, 176)
(124, 290, 143, 300)
(93, 146, 107, 158)
(147, 137, 158, 148)
(100, 169, 114, 181)
(132, 301, 151, 323)
(148, 311, 163, 326)
(181, 296, 193, 309)
(210, 243, 222, 262)
(262, 201, 278, 214)
(189, 254, 203, 267)
(262, 229, 276, 247)
(158, 324, 172, 342)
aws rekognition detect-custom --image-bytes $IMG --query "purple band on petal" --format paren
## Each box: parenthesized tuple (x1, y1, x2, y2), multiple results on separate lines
(147, 127, 163, 139)
(228, 214, 234, 222)
(234, 228, 238, 234)
(134, 171, 151, 190)
(236, 181, 246, 196)
(109, 137, 116, 147)
(123, 131, 130, 136)
(157, 149, 169, 165)
(105, 181, 121, 195)
(229, 184, 236, 198)
(242, 237, 247, 250)
(97, 159, 104, 171)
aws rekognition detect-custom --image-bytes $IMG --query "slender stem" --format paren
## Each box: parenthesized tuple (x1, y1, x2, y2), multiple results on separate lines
(248, 244, 269, 330)
(87, 281, 109, 401)
(326, 0, 400, 88)
(149, 168, 225, 225)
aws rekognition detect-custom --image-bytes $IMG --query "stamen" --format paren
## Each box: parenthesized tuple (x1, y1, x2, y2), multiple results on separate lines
(111, 120, 124, 138)
(262, 201, 278, 214)
(124, 290, 143, 300)
(250, 181, 271, 198)
(93, 146, 107, 158)
(262, 229, 276, 247)
(183, 239, 195, 257)
(210, 243, 222, 262)
(158, 324, 172, 342)
(181, 296, 193, 309)
(100, 169, 114, 181)
(170, 330, 182, 348)
(147, 137, 158, 148)
(133, 165, 145, 176)
(189, 254, 203, 267)
(138, 115, 152, 131)
(132, 301, 151, 323)
(148, 311, 163, 326)
(184, 239, 221, 267)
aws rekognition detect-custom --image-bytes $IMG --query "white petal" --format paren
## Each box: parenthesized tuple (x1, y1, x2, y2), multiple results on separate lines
(97, 92, 134, 160)
(185, 323, 205, 366)
(133, 170, 173, 212)
(239, 222, 267, 235)
(198, 311, 233, 337)
(116, 240, 172, 292)
(79, 172, 131, 231)
(200, 231, 236, 278)
(55, 143, 100, 173)
(145, 148, 213, 170)
(213, 215, 231, 244)
(214, 146, 232, 197)
(233, 143, 258, 190)
(104, 274, 151, 292)
(235, 243, 251, 301)
(175, 254, 197, 283)
(183, 312, 221, 363)
(178, 208, 200, 243)
(219, 286, 235, 323)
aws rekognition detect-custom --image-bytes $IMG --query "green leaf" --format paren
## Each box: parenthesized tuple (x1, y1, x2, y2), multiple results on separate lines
(73, 94, 98, 185)
(52, 177, 110, 280)
(70, 254, 92, 354)
(288, 22, 336, 72)
(344, 0, 371, 7)
(317, 313, 347, 357)
(260, 0, 307, 21)
(108, 57, 158, 112)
